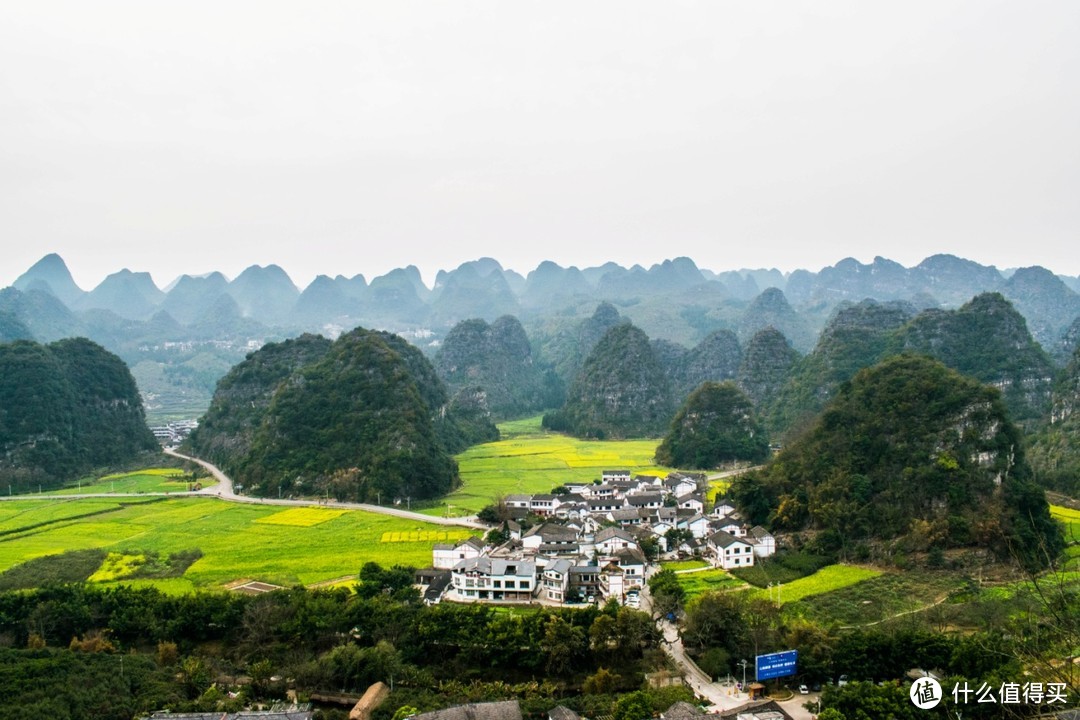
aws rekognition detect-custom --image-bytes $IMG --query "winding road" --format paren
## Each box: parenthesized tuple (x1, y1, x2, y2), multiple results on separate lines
(0, 449, 487, 530)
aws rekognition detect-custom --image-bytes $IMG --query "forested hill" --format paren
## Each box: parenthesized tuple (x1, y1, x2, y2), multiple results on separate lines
(736, 355, 1063, 570)
(187, 327, 496, 502)
(434, 315, 563, 419)
(0, 338, 158, 490)
(543, 323, 674, 439)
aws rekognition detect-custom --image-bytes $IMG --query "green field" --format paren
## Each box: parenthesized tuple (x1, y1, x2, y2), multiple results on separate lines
(676, 567, 748, 600)
(34, 468, 217, 496)
(0, 497, 479, 593)
(662, 559, 711, 572)
(426, 415, 671, 515)
(746, 564, 881, 605)
(1051, 504, 1080, 568)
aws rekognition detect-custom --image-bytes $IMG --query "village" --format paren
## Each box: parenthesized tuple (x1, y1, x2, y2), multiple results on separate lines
(420, 470, 775, 607)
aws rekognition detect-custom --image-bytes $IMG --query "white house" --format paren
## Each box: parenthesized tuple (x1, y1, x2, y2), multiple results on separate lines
(522, 523, 580, 555)
(676, 493, 705, 514)
(506, 494, 532, 510)
(707, 530, 755, 570)
(542, 558, 574, 602)
(530, 494, 560, 516)
(433, 536, 486, 570)
(595, 526, 639, 555)
(749, 526, 776, 558)
(450, 557, 537, 602)
(678, 512, 710, 540)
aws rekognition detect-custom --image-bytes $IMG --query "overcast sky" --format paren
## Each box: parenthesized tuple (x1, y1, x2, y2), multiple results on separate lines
(2, 1, 1078, 291)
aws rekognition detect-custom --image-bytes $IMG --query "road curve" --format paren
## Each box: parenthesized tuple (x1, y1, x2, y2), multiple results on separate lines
(0, 448, 489, 530)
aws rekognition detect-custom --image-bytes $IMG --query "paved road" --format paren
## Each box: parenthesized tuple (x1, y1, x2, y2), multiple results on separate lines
(640, 569, 749, 712)
(0, 449, 487, 530)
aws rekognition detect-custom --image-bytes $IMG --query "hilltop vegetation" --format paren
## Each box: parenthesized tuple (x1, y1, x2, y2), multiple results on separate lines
(189, 327, 495, 503)
(0, 338, 157, 490)
(765, 294, 1055, 440)
(655, 382, 769, 468)
(543, 324, 674, 439)
(737, 355, 1063, 570)
(434, 315, 562, 419)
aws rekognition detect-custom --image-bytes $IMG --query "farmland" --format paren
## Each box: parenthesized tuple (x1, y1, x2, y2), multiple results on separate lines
(39, 468, 216, 496)
(677, 567, 748, 600)
(1051, 504, 1080, 568)
(427, 415, 671, 515)
(0, 496, 480, 593)
(746, 564, 881, 605)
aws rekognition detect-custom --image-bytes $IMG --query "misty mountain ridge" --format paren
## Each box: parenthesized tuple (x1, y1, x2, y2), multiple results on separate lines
(8, 252, 1080, 426)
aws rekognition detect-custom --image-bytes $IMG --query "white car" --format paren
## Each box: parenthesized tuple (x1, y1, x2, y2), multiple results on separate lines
(799, 684, 809, 695)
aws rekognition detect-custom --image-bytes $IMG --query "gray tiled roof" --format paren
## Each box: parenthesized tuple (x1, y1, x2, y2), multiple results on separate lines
(411, 699, 523, 720)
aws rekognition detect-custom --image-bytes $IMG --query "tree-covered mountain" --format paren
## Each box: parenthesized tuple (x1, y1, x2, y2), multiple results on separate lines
(890, 293, 1055, 425)
(736, 355, 1062, 570)
(0, 338, 157, 490)
(765, 300, 915, 438)
(737, 288, 814, 353)
(736, 326, 800, 412)
(185, 333, 335, 467)
(655, 381, 769, 468)
(1026, 344, 1080, 496)
(666, 330, 743, 401)
(543, 323, 674, 439)
(1000, 266, 1080, 360)
(434, 316, 561, 419)
(188, 327, 494, 502)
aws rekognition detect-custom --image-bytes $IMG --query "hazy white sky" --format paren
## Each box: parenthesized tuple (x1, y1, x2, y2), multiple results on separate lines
(2, 1, 1078, 290)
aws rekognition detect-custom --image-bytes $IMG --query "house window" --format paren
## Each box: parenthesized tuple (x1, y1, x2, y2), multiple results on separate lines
(505, 580, 515, 589)
(494, 580, 502, 588)
(734, 558, 740, 565)
(520, 581, 530, 589)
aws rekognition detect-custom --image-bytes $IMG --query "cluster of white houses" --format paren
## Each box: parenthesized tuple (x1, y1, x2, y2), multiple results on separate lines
(425, 471, 775, 606)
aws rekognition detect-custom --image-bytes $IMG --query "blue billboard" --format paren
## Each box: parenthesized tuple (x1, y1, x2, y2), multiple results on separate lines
(756, 650, 798, 681)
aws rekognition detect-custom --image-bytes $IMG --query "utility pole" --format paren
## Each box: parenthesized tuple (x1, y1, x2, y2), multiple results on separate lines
(739, 659, 748, 696)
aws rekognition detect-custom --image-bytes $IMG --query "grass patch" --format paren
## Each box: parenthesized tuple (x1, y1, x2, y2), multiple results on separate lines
(662, 559, 710, 572)
(785, 570, 969, 626)
(0, 548, 108, 590)
(380, 530, 474, 543)
(730, 550, 832, 588)
(677, 567, 747, 601)
(427, 415, 671, 516)
(254, 507, 347, 527)
(746, 564, 881, 605)
(38, 467, 216, 496)
(0, 497, 477, 591)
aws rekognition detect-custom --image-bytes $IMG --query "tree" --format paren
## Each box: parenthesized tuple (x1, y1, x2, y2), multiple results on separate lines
(656, 381, 769, 468)
(613, 690, 653, 720)
(647, 569, 686, 618)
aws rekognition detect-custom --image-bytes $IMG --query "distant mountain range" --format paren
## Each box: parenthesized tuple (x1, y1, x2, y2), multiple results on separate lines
(5, 252, 1080, 424)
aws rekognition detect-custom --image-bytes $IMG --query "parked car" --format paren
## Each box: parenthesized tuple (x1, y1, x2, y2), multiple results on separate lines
(799, 685, 809, 695)
(838, 675, 849, 687)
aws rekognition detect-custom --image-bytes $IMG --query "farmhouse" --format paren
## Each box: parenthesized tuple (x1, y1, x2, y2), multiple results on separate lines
(707, 530, 756, 569)
(449, 557, 536, 602)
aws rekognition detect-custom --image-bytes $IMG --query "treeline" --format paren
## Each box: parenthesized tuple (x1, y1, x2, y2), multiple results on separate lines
(0, 575, 672, 719)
